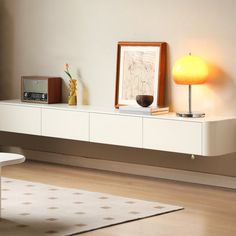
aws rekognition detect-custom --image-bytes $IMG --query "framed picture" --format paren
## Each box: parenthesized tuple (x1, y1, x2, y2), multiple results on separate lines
(115, 42, 167, 108)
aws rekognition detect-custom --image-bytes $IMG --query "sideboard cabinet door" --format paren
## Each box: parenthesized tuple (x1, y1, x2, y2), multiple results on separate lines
(0, 104, 41, 135)
(143, 118, 202, 155)
(90, 113, 142, 148)
(42, 108, 89, 141)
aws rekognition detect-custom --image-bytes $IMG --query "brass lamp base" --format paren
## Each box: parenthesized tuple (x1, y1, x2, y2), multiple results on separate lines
(176, 112, 205, 118)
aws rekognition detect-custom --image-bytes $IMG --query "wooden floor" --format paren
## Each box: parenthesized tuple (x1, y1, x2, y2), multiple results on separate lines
(2, 160, 236, 236)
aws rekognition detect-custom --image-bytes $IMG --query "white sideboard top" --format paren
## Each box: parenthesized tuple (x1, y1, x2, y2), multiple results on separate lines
(0, 99, 235, 123)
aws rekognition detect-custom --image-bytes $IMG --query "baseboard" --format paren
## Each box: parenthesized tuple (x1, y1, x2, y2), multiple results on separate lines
(24, 149, 236, 189)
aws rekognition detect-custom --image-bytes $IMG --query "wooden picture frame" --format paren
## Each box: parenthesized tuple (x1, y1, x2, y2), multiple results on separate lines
(115, 42, 167, 108)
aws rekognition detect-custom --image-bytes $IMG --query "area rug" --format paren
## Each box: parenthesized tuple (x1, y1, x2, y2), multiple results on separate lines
(0, 177, 183, 236)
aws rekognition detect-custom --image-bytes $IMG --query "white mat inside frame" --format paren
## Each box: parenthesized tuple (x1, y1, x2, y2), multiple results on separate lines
(0, 177, 183, 236)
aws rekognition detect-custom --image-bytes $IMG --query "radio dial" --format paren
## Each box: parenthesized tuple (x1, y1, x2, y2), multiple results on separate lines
(24, 92, 32, 98)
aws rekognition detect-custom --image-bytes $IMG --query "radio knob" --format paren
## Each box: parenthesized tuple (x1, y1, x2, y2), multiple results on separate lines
(42, 94, 45, 99)
(24, 92, 28, 97)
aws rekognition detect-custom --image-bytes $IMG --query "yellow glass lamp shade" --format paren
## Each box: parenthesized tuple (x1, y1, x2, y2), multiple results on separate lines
(172, 55, 208, 85)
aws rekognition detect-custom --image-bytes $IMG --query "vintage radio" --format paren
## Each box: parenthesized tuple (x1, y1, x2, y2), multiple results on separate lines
(21, 76, 62, 104)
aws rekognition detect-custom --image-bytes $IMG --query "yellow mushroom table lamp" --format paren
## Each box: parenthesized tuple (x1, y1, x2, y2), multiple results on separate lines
(172, 54, 208, 118)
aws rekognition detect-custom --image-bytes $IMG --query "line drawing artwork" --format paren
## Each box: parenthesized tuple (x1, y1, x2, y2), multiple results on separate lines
(115, 42, 166, 108)
(121, 51, 156, 100)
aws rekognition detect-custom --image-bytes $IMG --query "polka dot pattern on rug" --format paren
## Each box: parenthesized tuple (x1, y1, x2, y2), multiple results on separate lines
(1, 177, 183, 236)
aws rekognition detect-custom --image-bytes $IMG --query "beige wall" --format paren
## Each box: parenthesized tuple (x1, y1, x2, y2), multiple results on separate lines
(0, 0, 236, 176)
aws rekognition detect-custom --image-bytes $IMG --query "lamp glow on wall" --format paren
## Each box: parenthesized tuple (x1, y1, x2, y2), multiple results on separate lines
(172, 54, 208, 118)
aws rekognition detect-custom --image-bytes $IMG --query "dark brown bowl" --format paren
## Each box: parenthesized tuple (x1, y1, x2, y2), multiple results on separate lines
(136, 95, 154, 107)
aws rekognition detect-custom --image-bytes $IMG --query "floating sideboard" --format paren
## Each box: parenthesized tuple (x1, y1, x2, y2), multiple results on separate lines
(0, 100, 236, 156)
